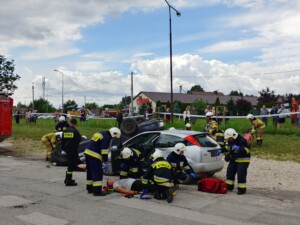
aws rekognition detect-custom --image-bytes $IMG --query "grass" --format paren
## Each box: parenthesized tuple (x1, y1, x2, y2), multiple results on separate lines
(8, 116, 300, 163)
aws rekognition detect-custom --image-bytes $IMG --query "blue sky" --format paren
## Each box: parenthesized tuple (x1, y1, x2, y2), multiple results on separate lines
(1, 0, 299, 109)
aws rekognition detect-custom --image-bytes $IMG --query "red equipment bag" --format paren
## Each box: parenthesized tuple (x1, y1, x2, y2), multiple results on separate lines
(198, 178, 227, 194)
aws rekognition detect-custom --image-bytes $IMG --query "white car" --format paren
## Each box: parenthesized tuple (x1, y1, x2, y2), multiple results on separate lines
(108, 130, 224, 176)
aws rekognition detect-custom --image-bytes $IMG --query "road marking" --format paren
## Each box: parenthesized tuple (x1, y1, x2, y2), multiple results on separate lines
(0, 195, 33, 208)
(16, 212, 68, 225)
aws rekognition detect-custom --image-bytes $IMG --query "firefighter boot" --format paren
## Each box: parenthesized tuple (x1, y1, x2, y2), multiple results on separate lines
(93, 186, 106, 196)
(86, 184, 93, 194)
(65, 172, 77, 186)
(165, 189, 173, 204)
(237, 188, 246, 195)
(227, 184, 234, 191)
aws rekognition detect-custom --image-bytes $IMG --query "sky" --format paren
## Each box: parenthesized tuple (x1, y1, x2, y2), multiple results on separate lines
(1, 0, 300, 109)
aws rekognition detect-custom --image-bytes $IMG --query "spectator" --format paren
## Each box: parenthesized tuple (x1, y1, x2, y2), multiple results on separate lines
(14, 108, 21, 124)
(183, 106, 190, 124)
(164, 108, 171, 123)
(290, 103, 298, 128)
(260, 105, 269, 127)
(277, 104, 287, 129)
(190, 107, 197, 125)
(80, 106, 87, 122)
(116, 111, 123, 129)
(270, 105, 278, 128)
(205, 105, 212, 114)
(298, 105, 300, 125)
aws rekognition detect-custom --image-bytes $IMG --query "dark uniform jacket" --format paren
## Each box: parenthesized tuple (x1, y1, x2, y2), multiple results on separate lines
(142, 157, 173, 186)
(55, 121, 70, 131)
(120, 149, 143, 179)
(166, 152, 193, 174)
(226, 134, 250, 163)
(84, 131, 112, 162)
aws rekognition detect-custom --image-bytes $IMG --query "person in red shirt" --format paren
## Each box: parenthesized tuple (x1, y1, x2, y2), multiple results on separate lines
(291, 103, 298, 128)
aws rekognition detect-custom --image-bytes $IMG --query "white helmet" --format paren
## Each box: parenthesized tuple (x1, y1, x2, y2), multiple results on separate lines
(169, 127, 176, 130)
(185, 123, 191, 128)
(205, 111, 214, 117)
(224, 128, 238, 139)
(152, 150, 163, 160)
(59, 116, 65, 122)
(109, 127, 121, 138)
(121, 147, 132, 159)
(174, 143, 185, 154)
(246, 114, 254, 120)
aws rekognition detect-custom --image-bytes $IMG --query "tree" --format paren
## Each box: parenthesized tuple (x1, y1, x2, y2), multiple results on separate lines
(229, 90, 243, 96)
(64, 100, 78, 111)
(226, 98, 236, 115)
(138, 103, 147, 115)
(28, 98, 56, 112)
(173, 100, 184, 113)
(188, 85, 204, 93)
(235, 99, 252, 116)
(257, 87, 278, 108)
(119, 96, 131, 107)
(0, 55, 21, 95)
(191, 99, 206, 115)
(85, 102, 98, 112)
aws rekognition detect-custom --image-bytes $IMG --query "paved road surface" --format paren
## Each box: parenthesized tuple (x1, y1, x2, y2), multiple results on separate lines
(0, 156, 299, 225)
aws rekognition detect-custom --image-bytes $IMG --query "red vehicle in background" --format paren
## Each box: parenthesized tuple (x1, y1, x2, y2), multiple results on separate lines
(0, 94, 13, 142)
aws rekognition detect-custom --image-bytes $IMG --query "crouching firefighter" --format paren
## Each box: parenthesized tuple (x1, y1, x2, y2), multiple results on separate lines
(224, 128, 250, 195)
(84, 127, 121, 196)
(166, 143, 197, 184)
(61, 119, 82, 186)
(119, 147, 143, 179)
(142, 150, 174, 203)
(246, 114, 265, 146)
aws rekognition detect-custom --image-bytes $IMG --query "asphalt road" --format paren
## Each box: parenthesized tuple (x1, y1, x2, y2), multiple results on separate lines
(0, 156, 299, 225)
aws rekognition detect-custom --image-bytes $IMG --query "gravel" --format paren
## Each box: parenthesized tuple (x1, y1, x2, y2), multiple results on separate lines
(215, 157, 300, 192)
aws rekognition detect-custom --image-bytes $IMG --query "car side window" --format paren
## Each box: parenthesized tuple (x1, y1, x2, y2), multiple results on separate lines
(156, 134, 183, 148)
(125, 133, 160, 154)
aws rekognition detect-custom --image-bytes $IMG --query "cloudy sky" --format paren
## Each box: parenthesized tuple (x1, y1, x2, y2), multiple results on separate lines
(1, 0, 300, 109)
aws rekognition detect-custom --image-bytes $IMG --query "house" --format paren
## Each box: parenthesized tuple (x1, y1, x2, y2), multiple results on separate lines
(130, 91, 258, 113)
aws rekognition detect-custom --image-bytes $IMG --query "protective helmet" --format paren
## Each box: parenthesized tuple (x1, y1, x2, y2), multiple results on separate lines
(109, 127, 121, 138)
(246, 114, 254, 120)
(185, 123, 191, 128)
(152, 150, 163, 160)
(59, 116, 65, 121)
(121, 147, 132, 159)
(224, 128, 238, 139)
(82, 135, 87, 140)
(205, 111, 214, 117)
(174, 143, 185, 154)
(169, 127, 176, 130)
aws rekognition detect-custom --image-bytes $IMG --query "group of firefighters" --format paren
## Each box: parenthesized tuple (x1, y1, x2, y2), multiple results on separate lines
(41, 112, 266, 203)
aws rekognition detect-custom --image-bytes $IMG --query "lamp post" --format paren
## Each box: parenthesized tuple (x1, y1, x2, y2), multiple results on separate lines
(165, 0, 181, 123)
(54, 69, 64, 113)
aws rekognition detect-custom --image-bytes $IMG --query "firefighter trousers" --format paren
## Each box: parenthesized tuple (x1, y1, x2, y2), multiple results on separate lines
(85, 155, 104, 194)
(226, 161, 249, 190)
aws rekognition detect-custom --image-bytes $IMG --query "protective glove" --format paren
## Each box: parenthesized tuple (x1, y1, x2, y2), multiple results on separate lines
(232, 145, 240, 151)
(224, 153, 231, 162)
(103, 162, 109, 171)
(190, 173, 197, 178)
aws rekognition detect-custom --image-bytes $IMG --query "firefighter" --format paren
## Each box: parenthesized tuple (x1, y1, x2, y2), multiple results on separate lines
(84, 127, 121, 196)
(166, 143, 197, 184)
(208, 123, 225, 152)
(61, 119, 82, 186)
(224, 128, 250, 195)
(119, 147, 143, 179)
(204, 111, 217, 132)
(246, 114, 265, 146)
(185, 123, 192, 130)
(55, 116, 70, 131)
(142, 150, 174, 203)
(41, 131, 62, 162)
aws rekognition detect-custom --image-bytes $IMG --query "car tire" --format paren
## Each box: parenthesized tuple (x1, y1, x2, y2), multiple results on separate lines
(121, 118, 138, 135)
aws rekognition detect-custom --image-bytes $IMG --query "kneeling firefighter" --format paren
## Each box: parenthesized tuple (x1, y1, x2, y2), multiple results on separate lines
(246, 114, 265, 146)
(224, 128, 250, 195)
(119, 147, 143, 179)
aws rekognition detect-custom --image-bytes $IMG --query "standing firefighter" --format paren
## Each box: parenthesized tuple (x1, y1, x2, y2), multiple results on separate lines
(224, 128, 250, 195)
(84, 127, 121, 196)
(61, 119, 82, 186)
(142, 150, 174, 203)
(246, 114, 265, 146)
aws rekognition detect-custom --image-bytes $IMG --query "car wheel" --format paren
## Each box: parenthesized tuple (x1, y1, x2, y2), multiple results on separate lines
(121, 118, 138, 135)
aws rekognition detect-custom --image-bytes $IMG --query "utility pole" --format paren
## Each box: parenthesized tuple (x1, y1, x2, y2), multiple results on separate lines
(42, 76, 46, 99)
(32, 82, 35, 109)
(131, 72, 134, 116)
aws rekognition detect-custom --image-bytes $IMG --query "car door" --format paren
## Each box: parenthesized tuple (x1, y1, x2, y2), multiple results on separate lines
(155, 134, 185, 158)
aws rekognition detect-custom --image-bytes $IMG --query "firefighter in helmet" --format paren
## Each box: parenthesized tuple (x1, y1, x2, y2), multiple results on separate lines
(119, 147, 143, 179)
(142, 150, 174, 203)
(224, 128, 250, 195)
(208, 123, 225, 152)
(246, 114, 265, 146)
(166, 143, 197, 184)
(205, 111, 217, 132)
(84, 127, 121, 196)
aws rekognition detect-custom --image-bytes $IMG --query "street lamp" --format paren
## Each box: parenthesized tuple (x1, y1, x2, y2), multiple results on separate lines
(165, 0, 181, 123)
(54, 69, 64, 113)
